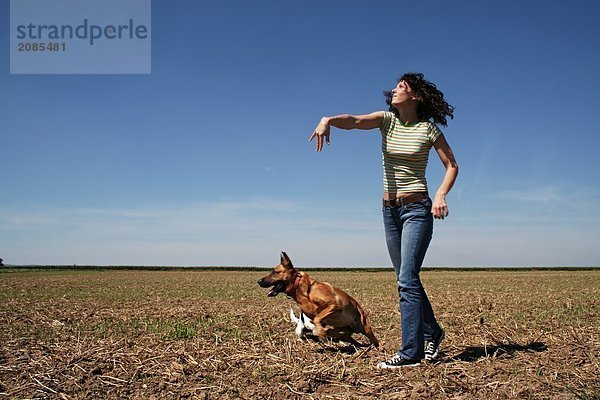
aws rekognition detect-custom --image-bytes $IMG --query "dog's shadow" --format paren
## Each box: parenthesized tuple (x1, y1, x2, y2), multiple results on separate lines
(441, 341, 548, 363)
(307, 336, 372, 355)
(317, 345, 360, 355)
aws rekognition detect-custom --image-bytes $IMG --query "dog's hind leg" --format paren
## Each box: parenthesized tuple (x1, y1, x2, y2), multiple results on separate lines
(313, 306, 361, 346)
(326, 327, 366, 347)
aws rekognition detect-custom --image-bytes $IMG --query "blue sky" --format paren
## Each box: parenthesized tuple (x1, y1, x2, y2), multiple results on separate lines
(1, 0, 599, 267)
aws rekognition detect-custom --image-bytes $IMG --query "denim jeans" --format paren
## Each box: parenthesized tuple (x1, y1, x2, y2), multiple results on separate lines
(383, 197, 442, 360)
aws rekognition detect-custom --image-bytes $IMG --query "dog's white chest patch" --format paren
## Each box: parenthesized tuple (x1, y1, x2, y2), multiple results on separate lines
(289, 308, 315, 338)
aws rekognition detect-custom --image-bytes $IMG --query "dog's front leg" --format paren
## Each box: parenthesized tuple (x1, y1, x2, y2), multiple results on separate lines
(313, 304, 337, 340)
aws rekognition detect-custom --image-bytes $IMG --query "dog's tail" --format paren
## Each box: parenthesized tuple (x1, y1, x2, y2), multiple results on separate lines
(357, 303, 379, 347)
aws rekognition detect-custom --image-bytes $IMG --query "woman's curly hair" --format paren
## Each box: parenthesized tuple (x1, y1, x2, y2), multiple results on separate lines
(384, 72, 455, 126)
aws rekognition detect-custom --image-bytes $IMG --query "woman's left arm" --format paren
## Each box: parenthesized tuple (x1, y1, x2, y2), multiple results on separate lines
(432, 135, 459, 220)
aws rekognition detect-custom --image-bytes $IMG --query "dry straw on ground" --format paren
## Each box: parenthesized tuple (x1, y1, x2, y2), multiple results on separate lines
(0, 268, 598, 399)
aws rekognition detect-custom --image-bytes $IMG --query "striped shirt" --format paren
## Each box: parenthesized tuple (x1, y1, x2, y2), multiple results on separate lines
(379, 111, 442, 194)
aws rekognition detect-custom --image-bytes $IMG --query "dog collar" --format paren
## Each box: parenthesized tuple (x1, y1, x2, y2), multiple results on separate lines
(289, 272, 302, 298)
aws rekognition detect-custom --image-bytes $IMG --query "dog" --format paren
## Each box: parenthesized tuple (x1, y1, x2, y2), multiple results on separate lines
(258, 252, 379, 347)
(289, 308, 315, 339)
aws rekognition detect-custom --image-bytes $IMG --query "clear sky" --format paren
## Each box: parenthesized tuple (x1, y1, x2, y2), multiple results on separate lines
(1, 0, 599, 267)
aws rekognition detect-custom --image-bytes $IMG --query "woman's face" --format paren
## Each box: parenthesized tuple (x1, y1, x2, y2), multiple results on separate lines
(391, 80, 419, 107)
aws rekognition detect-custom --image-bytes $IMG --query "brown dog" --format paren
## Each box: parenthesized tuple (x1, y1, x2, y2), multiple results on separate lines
(258, 252, 379, 347)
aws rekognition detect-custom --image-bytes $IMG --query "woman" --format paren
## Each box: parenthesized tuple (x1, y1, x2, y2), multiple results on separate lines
(309, 73, 458, 368)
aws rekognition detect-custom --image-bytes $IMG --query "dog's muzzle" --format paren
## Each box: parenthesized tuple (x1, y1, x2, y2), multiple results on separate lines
(257, 278, 286, 297)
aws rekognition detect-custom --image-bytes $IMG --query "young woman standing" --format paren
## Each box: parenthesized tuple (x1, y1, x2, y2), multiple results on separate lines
(309, 73, 458, 368)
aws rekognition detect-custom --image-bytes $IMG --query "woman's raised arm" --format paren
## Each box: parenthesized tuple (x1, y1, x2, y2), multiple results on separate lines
(309, 111, 384, 152)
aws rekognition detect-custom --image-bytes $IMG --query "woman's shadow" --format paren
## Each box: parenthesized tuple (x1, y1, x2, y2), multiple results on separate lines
(313, 338, 549, 359)
(442, 341, 548, 363)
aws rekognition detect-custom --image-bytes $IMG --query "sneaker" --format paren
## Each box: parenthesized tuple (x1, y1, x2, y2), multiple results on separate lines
(425, 329, 445, 361)
(376, 355, 421, 369)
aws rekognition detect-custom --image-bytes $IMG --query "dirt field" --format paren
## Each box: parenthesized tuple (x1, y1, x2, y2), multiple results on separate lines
(0, 268, 598, 399)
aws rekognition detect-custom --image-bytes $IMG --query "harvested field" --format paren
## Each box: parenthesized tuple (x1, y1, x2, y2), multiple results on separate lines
(0, 268, 598, 399)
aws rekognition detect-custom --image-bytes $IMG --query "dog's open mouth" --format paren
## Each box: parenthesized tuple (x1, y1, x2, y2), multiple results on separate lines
(267, 281, 286, 297)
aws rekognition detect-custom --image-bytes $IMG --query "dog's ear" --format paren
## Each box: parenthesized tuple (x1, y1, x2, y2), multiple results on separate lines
(281, 251, 293, 268)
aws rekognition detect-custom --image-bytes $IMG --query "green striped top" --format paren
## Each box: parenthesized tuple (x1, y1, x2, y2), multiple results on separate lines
(379, 111, 442, 194)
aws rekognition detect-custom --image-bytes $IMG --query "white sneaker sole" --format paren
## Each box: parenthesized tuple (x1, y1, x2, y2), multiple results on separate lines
(376, 360, 421, 369)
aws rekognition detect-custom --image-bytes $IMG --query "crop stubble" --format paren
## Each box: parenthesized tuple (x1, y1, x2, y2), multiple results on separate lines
(0, 269, 598, 399)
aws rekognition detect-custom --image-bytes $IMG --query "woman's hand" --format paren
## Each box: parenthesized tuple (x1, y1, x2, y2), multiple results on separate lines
(309, 117, 331, 152)
(432, 193, 449, 219)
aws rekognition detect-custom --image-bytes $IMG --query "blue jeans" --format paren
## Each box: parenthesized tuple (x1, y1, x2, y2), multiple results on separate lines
(383, 197, 442, 360)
